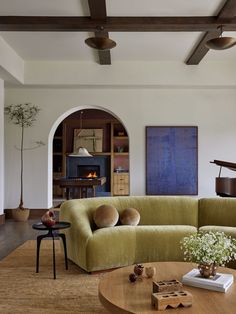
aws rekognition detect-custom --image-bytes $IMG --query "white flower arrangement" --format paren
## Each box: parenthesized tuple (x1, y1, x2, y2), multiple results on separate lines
(180, 231, 236, 266)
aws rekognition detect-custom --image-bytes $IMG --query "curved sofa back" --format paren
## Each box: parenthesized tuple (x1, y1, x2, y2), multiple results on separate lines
(61, 196, 199, 227)
(60, 196, 236, 272)
(199, 198, 236, 227)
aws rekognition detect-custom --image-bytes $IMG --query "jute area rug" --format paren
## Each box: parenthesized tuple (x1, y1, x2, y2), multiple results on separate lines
(0, 240, 110, 314)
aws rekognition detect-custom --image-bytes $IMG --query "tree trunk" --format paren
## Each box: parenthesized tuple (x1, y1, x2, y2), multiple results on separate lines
(19, 125, 24, 209)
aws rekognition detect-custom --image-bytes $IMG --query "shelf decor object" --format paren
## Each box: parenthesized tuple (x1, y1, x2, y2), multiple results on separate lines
(152, 278, 192, 311)
(41, 210, 56, 227)
(146, 126, 198, 195)
(73, 128, 103, 153)
(153, 280, 183, 293)
(151, 290, 192, 311)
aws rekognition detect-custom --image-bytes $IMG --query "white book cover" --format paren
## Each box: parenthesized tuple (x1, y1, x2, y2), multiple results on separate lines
(182, 268, 234, 293)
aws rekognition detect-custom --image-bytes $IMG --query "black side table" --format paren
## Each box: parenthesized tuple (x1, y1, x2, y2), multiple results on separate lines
(32, 221, 71, 279)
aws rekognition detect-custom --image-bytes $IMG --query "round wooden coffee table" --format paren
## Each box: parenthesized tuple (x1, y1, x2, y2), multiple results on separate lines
(99, 262, 236, 313)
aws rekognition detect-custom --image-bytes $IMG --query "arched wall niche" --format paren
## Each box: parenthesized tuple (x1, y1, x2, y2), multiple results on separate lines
(48, 105, 129, 207)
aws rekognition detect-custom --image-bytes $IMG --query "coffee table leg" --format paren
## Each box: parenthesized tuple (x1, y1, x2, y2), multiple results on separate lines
(59, 233, 68, 270)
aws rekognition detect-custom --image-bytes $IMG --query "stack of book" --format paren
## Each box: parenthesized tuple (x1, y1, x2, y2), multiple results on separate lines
(182, 268, 234, 293)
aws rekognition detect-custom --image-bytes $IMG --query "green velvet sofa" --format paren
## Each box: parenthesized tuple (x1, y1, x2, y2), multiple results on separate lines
(59, 196, 236, 272)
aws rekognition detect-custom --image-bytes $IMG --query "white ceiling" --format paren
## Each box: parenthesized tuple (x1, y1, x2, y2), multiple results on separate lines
(1, 0, 236, 62)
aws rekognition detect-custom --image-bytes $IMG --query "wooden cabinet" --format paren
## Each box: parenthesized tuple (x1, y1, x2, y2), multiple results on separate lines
(111, 123, 130, 196)
(113, 173, 129, 195)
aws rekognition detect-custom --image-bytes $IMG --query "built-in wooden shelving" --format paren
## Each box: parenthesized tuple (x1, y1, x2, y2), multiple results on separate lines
(114, 152, 129, 156)
(53, 111, 129, 197)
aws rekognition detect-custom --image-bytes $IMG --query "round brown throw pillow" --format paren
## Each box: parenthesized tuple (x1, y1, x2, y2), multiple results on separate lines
(120, 208, 140, 226)
(93, 204, 119, 228)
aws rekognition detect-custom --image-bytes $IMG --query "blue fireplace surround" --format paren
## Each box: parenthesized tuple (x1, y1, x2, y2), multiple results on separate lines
(66, 156, 111, 197)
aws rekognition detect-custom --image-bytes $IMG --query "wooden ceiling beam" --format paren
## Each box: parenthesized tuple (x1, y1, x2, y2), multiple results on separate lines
(185, 29, 222, 65)
(94, 31, 111, 65)
(218, 0, 236, 19)
(88, 0, 107, 19)
(1, 16, 236, 32)
(186, 0, 236, 65)
(88, 0, 111, 65)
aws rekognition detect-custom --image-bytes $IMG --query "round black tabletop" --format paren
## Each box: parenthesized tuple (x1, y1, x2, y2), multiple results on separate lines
(32, 221, 71, 231)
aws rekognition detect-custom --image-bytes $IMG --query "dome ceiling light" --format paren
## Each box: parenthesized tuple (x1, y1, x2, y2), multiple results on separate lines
(205, 26, 236, 50)
(85, 37, 116, 51)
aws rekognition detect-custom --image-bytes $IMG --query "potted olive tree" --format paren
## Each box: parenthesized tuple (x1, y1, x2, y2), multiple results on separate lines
(5, 103, 42, 221)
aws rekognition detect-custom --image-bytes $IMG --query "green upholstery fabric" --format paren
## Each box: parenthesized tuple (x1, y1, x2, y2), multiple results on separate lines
(199, 225, 236, 237)
(60, 196, 198, 272)
(198, 198, 236, 271)
(59, 196, 236, 272)
(132, 196, 198, 226)
(59, 201, 93, 270)
(135, 225, 197, 263)
(87, 226, 136, 271)
(199, 198, 236, 227)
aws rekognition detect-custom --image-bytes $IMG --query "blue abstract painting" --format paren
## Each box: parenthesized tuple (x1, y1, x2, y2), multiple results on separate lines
(146, 126, 198, 195)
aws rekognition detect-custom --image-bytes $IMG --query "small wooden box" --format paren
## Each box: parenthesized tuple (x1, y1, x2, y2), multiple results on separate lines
(153, 279, 183, 293)
(151, 290, 192, 311)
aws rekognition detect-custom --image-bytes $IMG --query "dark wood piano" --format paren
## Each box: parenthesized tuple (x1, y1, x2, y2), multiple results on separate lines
(211, 160, 236, 197)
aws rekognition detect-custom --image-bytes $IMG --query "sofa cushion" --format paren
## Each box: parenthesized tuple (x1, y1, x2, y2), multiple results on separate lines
(87, 226, 136, 271)
(93, 204, 119, 228)
(135, 225, 197, 263)
(120, 208, 140, 226)
(199, 225, 236, 237)
(116, 196, 198, 226)
(199, 198, 236, 227)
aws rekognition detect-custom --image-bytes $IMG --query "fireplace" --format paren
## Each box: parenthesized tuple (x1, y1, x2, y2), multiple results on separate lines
(77, 165, 100, 179)
(67, 156, 110, 195)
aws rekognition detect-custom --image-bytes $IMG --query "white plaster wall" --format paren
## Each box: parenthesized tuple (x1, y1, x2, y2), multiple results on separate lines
(4, 87, 236, 209)
(25, 60, 236, 88)
(0, 36, 24, 84)
(0, 79, 4, 214)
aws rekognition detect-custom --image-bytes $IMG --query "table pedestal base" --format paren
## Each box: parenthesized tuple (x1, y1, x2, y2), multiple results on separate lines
(36, 229, 68, 279)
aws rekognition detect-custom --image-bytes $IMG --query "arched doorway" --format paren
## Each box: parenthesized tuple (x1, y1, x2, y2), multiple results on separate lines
(50, 108, 130, 206)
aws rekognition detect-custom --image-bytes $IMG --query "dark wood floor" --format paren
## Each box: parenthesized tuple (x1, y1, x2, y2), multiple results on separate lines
(0, 219, 39, 260)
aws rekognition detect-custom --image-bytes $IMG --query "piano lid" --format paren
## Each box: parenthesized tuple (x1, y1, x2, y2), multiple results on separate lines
(210, 159, 236, 172)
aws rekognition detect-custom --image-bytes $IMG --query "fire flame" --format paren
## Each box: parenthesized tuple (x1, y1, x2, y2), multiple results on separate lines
(86, 172, 97, 178)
